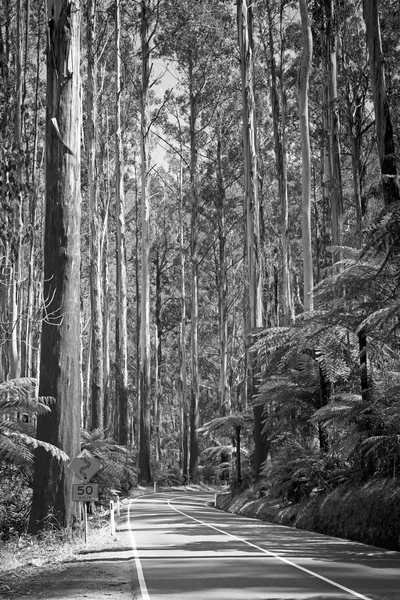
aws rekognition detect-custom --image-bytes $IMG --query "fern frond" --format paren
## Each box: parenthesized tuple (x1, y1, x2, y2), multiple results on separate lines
(199, 412, 252, 437)
(8, 432, 69, 461)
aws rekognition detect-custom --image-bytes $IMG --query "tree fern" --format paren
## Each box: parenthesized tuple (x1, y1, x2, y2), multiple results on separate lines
(0, 378, 68, 465)
(80, 428, 138, 491)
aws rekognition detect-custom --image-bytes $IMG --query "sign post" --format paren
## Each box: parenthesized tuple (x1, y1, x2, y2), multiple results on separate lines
(68, 450, 102, 542)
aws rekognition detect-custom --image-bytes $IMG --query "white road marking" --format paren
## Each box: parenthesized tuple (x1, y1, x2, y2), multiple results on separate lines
(167, 495, 373, 600)
(128, 499, 151, 600)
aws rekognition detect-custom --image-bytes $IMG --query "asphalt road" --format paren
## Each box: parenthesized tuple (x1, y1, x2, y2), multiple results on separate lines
(121, 490, 400, 600)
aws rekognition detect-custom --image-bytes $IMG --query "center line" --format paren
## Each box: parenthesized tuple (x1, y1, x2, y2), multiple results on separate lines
(167, 495, 372, 600)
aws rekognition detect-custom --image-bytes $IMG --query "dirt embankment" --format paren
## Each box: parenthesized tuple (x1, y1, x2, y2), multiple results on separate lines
(216, 478, 400, 552)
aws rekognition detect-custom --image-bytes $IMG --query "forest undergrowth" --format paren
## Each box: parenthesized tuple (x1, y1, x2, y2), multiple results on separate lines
(216, 477, 400, 552)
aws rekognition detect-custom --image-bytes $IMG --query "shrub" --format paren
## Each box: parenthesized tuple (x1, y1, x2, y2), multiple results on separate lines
(0, 464, 32, 540)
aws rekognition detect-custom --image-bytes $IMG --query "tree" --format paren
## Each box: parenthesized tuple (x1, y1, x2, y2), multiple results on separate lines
(362, 0, 400, 206)
(29, 0, 82, 532)
(138, 0, 154, 485)
(238, 0, 265, 479)
(323, 0, 343, 264)
(298, 0, 313, 312)
(87, 0, 104, 431)
(114, 0, 129, 445)
(261, 0, 294, 324)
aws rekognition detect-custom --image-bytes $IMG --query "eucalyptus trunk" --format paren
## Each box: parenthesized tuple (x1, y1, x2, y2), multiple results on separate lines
(139, 0, 152, 483)
(299, 0, 314, 312)
(189, 58, 200, 482)
(362, 0, 400, 206)
(87, 0, 104, 431)
(114, 0, 129, 445)
(265, 0, 294, 325)
(179, 162, 189, 481)
(238, 0, 265, 479)
(324, 0, 343, 263)
(29, 0, 81, 532)
(216, 128, 230, 416)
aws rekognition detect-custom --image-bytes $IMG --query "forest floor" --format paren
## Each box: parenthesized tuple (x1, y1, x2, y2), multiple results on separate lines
(0, 498, 141, 600)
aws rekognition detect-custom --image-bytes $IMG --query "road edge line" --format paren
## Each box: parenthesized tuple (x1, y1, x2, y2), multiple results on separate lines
(127, 498, 151, 600)
(168, 496, 372, 600)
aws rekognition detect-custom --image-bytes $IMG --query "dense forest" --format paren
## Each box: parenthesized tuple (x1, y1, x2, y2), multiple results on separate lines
(1, 0, 400, 538)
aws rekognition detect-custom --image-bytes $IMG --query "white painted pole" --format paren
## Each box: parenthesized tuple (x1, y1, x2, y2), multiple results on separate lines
(154, 481, 157, 493)
(110, 500, 115, 536)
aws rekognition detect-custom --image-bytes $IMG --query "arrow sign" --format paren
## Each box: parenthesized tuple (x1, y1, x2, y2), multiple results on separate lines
(68, 449, 102, 482)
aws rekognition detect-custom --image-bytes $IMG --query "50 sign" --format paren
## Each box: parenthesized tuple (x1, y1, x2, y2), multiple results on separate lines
(72, 483, 99, 502)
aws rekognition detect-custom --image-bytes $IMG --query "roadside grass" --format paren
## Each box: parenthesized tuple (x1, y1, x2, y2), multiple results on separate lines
(0, 511, 112, 569)
(0, 508, 120, 597)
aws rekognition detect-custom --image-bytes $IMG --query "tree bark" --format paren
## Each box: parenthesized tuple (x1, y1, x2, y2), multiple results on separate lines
(179, 161, 189, 481)
(114, 0, 129, 445)
(362, 0, 400, 206)
(264, 0, 294, 325)
(216, 125, 231, 416)
(87, 0, 104, 431)
(29, 0, 81, 532)
(139, 0, 152, 483)
(237, 0, 265, 479)
(189, 57, 200, 482)
(324, 0, 343, 264)
(299, 0, 314, 312)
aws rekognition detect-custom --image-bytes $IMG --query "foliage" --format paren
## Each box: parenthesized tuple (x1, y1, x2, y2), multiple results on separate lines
(151, 459, 184, 487)
(0, 464, 32, 540)
(261, 442, 332, 503)
(0, 378, 69, 466)
(80, 429, 138, 498)
(296, 478, 400, 551)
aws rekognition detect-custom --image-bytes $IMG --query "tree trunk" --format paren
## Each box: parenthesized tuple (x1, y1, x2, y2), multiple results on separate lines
(25, 0, 42, 379)
(238, 0, 265, 480)
(139, 0, 152, 483)
(179, 161, 189, 481)
(189, 58, 200, 482)
(87, 0, 104, 432)
(264, 0, 294, 325)
(11, 0, 23, 381)
(324, 0, 343, 264)
(154, 251, 162, 463)
(299, 0, 314, 312)
(362, 0, 400, 206)
(216, 125, 231, 416)
(29, 0, 81, 532)
(114, 0, 129, 445)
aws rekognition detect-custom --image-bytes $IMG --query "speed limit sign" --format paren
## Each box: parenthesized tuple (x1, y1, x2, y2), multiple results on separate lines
(72, 483, 99, 502)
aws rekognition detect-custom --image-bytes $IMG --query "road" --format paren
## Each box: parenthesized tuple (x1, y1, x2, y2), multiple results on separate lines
(122, 490, 400, 600)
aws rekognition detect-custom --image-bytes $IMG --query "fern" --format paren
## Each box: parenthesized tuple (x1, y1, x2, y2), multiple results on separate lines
(0, 378, 68, 466)
(80, 428, 138, 491)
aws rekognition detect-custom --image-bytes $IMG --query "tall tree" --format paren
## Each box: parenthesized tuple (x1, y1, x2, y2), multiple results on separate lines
(298, 0, 314, 312)
(237, 0, 264, 478)
(362, 0, 400, 206)
(87, 0, 104, 431)
(262, 0, 294, 324)
(138, 0, 153, 484)
(323, 0, 343, 263)
(114, 0, 129, 445)
(188, 51, 200, 481)
(29, 0, 82, 532)
(178, 160, 189, 480)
